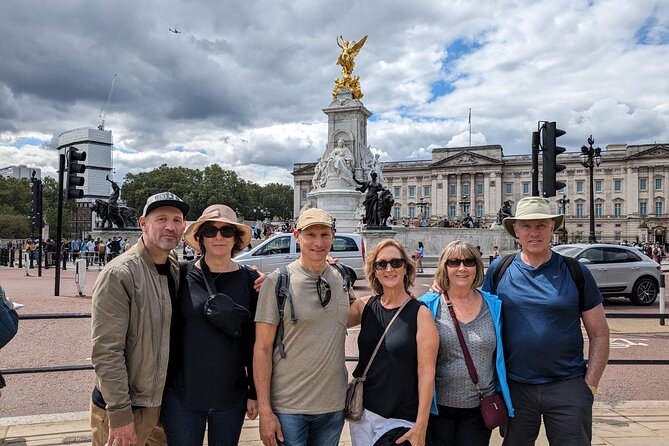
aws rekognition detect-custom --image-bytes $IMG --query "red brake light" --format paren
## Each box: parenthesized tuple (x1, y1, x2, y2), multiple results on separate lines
(361, 238, 365, 260)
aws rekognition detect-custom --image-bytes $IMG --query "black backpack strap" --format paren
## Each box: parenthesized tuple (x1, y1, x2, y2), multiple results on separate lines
(331, 262, 351, 293)
(561, 255, 586, 312)
(491, 254, 516, 295)
(274, 266, 296, 359)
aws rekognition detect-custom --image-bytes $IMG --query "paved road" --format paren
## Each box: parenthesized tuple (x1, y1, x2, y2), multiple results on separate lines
(0, 265, 668, 418)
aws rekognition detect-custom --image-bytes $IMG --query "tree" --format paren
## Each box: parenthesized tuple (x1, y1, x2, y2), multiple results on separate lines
(121, 164, 202, 219)
(259, 183, 293, 220)
(0, 176, 32, 238)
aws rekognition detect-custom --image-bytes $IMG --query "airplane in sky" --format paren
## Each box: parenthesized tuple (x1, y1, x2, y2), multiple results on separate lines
(169, 28, 181, 34)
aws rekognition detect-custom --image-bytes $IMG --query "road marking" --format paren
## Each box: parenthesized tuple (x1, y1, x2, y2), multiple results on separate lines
(610, 338, 648, 349)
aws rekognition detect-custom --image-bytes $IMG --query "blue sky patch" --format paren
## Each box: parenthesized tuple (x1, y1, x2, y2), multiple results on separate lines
(428, 38, 483, 102)
(635, 16, 669, 45)
(13, 137, 43, 147)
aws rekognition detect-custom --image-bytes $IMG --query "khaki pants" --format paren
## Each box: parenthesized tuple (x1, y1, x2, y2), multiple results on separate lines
(90, 401, 167, 446)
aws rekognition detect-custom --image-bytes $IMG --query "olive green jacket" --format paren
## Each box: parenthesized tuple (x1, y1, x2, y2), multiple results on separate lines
(91, 236, 179, 427)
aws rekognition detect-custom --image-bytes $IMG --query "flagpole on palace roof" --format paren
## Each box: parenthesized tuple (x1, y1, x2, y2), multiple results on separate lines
(468, 108, 472, 147)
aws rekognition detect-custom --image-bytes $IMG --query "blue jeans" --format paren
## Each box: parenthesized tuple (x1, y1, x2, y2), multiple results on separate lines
(275, 410, 345, 446)
(161, 387, 247, 446)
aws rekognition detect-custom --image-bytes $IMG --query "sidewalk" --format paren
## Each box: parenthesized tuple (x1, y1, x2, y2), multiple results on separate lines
(2, 401, 669, 445)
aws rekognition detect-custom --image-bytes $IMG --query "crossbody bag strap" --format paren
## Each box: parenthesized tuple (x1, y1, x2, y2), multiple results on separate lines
(361, 297, 411, 379)
(443, 291, 482, 397)
(198, 259, 218, 296)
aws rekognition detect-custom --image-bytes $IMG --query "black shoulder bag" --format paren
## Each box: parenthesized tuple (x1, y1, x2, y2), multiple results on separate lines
(200, 259, 251, 338)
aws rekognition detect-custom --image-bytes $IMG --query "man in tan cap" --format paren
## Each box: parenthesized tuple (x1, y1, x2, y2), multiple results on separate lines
(254, 208, 356, 446)
(482, 196, 609, 445)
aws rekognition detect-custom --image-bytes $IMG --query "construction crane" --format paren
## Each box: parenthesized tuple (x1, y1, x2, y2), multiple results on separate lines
(98, 74, 117, 131)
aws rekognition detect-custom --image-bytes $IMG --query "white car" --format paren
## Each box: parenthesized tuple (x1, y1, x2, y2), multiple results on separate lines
(552, 243, 662, 306)
(234, 232, 365, 284)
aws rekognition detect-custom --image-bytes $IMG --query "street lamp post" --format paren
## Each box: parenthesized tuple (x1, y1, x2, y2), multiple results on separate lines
(458, 195, 470, 216)
(557, 194, 570, 215)
(416, 196, 427, 218)
(580, 135, 602, 243)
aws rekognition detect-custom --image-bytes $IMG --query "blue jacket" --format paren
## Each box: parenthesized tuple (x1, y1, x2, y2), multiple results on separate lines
(419, 290, 514, 417)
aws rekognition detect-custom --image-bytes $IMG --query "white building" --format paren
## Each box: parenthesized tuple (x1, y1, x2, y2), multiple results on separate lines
(293, 142, 669, 245)
(0, 164, 41, 180)
(57, 127, 114, 203)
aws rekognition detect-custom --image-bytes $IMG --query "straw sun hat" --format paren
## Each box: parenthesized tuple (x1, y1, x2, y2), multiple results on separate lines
(184, 204, 252, 249)
(502, 197, 564, 238)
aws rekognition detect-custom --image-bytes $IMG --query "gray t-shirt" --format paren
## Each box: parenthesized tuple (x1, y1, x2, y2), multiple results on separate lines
(255, 260, 352, 414)
(435, 298, 497, 408)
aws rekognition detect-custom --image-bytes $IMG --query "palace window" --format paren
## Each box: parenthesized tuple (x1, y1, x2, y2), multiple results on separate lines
(408, 186, 416, 198)
(576, 203, 584, 217)
(595, 180, 602, 192)
(476, 182, 484, 195)
(409, 206, 415, 219)
(522, 182, 529, 195)
(640, 201, 647, 216)
(505, 183, 513, 195)
(655, 201, 663, 216)
(394, 186, 401, 198)
(423, 185, 431, 197)
(639, 178, 647, 191)
(656, 178, 663, 190)
(595, 203, 602, 217)
(614, 202, 622, 217)
(614, 179, 622, 192)
(450, 184, 456, 196)
(576, 181, 584, 193)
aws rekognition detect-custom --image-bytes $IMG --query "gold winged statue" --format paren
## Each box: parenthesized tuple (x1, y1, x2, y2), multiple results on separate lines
(333, 35, 368, 100)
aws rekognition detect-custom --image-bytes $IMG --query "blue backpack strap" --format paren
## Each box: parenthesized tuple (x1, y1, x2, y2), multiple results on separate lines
(274, 266, 296, 359)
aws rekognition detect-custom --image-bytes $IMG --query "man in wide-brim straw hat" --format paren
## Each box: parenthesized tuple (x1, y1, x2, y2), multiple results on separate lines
(482, 196, 609, 445)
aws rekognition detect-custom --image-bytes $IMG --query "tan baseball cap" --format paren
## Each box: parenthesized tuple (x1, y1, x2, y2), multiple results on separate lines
(296, 208, 334, 231)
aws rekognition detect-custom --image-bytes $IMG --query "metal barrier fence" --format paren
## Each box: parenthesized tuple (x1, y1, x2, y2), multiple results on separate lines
(2, 311, 669, 377)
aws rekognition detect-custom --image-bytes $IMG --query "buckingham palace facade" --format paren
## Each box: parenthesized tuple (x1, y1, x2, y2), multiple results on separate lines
(293, 142, 669, 244)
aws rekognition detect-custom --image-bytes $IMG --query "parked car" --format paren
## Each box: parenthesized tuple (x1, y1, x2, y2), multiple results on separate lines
(234, 232, 365, 284)
(552, 243, 662, 306)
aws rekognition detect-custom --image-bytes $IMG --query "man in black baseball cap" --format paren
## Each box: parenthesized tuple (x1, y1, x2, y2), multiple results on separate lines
(90, 191, 189, 446)
(142, 191, 190, 217)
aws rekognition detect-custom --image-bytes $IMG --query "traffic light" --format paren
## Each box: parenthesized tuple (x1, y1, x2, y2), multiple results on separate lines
(542, 121, 566, 198)
(66, 147, 86, 199)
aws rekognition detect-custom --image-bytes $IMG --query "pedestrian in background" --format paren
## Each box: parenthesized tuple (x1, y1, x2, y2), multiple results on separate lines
(415, 241, 425, 273)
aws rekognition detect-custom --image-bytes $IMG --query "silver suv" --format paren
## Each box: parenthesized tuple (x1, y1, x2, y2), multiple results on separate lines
(234, 232, 365, 284)
(552, 243, 662, 306)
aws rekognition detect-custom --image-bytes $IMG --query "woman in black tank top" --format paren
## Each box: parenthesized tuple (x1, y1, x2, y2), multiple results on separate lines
(347, 239, 438, 446)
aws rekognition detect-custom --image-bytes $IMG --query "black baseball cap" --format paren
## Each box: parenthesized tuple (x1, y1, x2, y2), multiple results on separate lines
(142, 192, 190, 217)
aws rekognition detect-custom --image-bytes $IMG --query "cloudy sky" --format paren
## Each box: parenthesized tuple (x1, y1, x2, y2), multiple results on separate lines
(1, 0, 668, 185)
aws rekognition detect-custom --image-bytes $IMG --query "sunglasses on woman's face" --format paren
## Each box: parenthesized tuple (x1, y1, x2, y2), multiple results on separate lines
(317, 276, 331, 307)
(445, 258, 477, 268)
(202, 225, 236, 238)
(373, 258, 405, 271)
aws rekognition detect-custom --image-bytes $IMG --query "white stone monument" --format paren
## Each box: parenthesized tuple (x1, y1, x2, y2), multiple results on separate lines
(307, 88, 378, 232)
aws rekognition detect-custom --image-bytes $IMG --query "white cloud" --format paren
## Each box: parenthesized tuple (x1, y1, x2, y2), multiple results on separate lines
(0, 0, 667, 185)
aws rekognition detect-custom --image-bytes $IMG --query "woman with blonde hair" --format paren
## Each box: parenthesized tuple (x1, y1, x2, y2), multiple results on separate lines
(419, 240, 513, 445)
(348, 239, 438, 446)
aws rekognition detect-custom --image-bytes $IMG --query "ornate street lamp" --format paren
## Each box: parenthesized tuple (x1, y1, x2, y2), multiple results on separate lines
(458, 195, 470, 216)
(416, 196, 427, 218)
(580, 135, 602, 243)
(557, 194, 570, 215)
